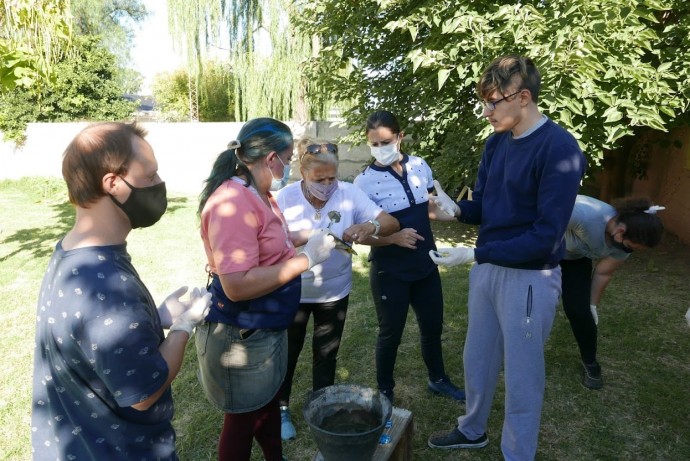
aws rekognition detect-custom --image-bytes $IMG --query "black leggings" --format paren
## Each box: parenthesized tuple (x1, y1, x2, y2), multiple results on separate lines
(279, 296, 349, 406)
(560, 258, 598, 364)
(370, 264, 447, 391)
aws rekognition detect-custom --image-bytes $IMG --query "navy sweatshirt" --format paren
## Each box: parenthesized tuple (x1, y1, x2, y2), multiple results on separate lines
(458, 118, 586, 270)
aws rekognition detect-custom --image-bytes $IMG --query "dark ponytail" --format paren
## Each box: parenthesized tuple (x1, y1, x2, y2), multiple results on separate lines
(613, 197, 664, 248)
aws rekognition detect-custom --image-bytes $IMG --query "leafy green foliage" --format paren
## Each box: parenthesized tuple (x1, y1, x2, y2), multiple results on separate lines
(152, 70, 192, 122)
(168, 0, 330, 122)
(70, 0, 149, 92)
(0, 0, 149, 143)
(0, 0, 72, 91)
(0, 36, 136, 144)
(295, 0, 690, 190)
(152, 60, 236, 122)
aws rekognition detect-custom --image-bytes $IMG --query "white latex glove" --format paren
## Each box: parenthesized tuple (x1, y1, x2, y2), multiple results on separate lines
(429, 247, 475, 267)
(157, 286, 191, 329)
(590, 304, 599, 326)
(300, 228, 336, 269)
(432, 180, 460, 218)
(169, 287, 212, 337)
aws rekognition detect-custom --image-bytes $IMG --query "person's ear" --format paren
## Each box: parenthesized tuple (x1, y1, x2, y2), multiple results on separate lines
(102, 173, 118, 194)
(613, 223, 627, 240)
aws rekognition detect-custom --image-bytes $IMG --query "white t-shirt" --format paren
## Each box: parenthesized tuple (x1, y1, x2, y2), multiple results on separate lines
(276, 180, 382, 302)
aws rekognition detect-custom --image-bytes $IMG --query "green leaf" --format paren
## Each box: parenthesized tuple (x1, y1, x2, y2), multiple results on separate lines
(559, 108, 573, 125)
(438, 68, 452, 90)
(657, 62, 672, 73)
(565, 98, 584, 115)
(603, 107, 623, 123)
(659, 106, 675, 118)
(605, 126, 628, 145)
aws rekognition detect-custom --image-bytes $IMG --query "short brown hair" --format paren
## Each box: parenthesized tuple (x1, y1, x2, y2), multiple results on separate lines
(62, 122, 148, 207)
(477, 54, 541, 103)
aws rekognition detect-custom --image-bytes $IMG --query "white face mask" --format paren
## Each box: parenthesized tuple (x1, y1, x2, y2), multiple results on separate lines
(270, 155, 290, 191)
(370, 142, 399, 166)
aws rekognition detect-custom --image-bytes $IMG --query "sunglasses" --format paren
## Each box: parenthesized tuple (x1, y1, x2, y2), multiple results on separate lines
(305, 143, 338, 155)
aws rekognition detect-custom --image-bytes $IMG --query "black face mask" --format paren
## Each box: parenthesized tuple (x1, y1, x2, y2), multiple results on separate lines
(110, 178, 167, 228)
(609, 233, 634, 253)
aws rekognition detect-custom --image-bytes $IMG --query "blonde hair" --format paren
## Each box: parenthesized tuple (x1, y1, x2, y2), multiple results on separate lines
(296, 136, 339, 173)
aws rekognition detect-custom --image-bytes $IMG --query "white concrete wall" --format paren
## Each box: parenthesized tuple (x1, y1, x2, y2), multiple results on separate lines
(0, 121, 372, 195)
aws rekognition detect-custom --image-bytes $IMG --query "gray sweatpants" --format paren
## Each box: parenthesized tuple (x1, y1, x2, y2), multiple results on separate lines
(458, 263, 561, 461)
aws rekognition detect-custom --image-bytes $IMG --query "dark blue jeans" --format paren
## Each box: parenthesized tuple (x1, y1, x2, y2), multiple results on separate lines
(279, 295, 350, 406)
(369, 263, 447, 391)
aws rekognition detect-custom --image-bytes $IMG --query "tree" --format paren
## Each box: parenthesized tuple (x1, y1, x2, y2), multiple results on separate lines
(0, 36, 136, 143)
(295, 0, 690, 190)
(151, 69, 191, 122)
(70, 0, 149, 93)
(167, 0, 327, 121)
(0, 0, 150, 144)
(152, 60, 235, 122)
(0, 0, 72, 91)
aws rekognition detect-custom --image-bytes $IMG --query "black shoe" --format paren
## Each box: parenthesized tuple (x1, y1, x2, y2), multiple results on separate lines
(380, 388, 395, 406)
(582, 361, 603, 390)
(428, 428, 488, 449)
(428, 378, 466, 401)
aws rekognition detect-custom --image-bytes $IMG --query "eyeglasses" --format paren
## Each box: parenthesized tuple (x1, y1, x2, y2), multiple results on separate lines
(477, 90, 522, 112)
(306, 143, 338, 154)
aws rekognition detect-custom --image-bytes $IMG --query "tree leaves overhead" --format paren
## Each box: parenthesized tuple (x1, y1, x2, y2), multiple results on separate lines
(0, 0, 73, 91)
(70, 0, 148, 69)
(0, 0, 150, 144)
(0, 36, 136, 144)
(167, 0, 326, 121)
(295, 0, 690, 189)
(152, 61, 235, 122)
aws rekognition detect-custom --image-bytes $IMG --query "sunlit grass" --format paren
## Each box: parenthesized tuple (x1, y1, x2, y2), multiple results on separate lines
(2, 177, 689, 460)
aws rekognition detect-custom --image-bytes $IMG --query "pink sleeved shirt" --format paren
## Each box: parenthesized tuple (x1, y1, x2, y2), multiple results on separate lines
(201, 178, 296, 275)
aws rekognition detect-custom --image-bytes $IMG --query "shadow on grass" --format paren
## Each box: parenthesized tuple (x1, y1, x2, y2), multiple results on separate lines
(0, 201, 74, 261)
(431, 220, 479, 246)
(167, 196, 189, 213)
(0, 195, 191, 263)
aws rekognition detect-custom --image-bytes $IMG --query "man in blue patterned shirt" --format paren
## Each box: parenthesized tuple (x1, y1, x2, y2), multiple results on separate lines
(31, 122, 210, 460)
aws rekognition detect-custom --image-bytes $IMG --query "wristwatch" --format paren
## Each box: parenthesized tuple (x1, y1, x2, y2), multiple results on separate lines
(367, 219, 381, 237)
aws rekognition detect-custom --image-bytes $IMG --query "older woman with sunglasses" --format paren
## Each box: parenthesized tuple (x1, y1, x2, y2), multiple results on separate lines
(275, 137, 399, 440)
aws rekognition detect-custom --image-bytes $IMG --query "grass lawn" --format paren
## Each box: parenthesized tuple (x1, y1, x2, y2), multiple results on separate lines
(2, 177, 689, 460)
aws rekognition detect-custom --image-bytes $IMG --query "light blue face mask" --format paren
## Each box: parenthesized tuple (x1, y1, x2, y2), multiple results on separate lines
(270, 155, 290, 191)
